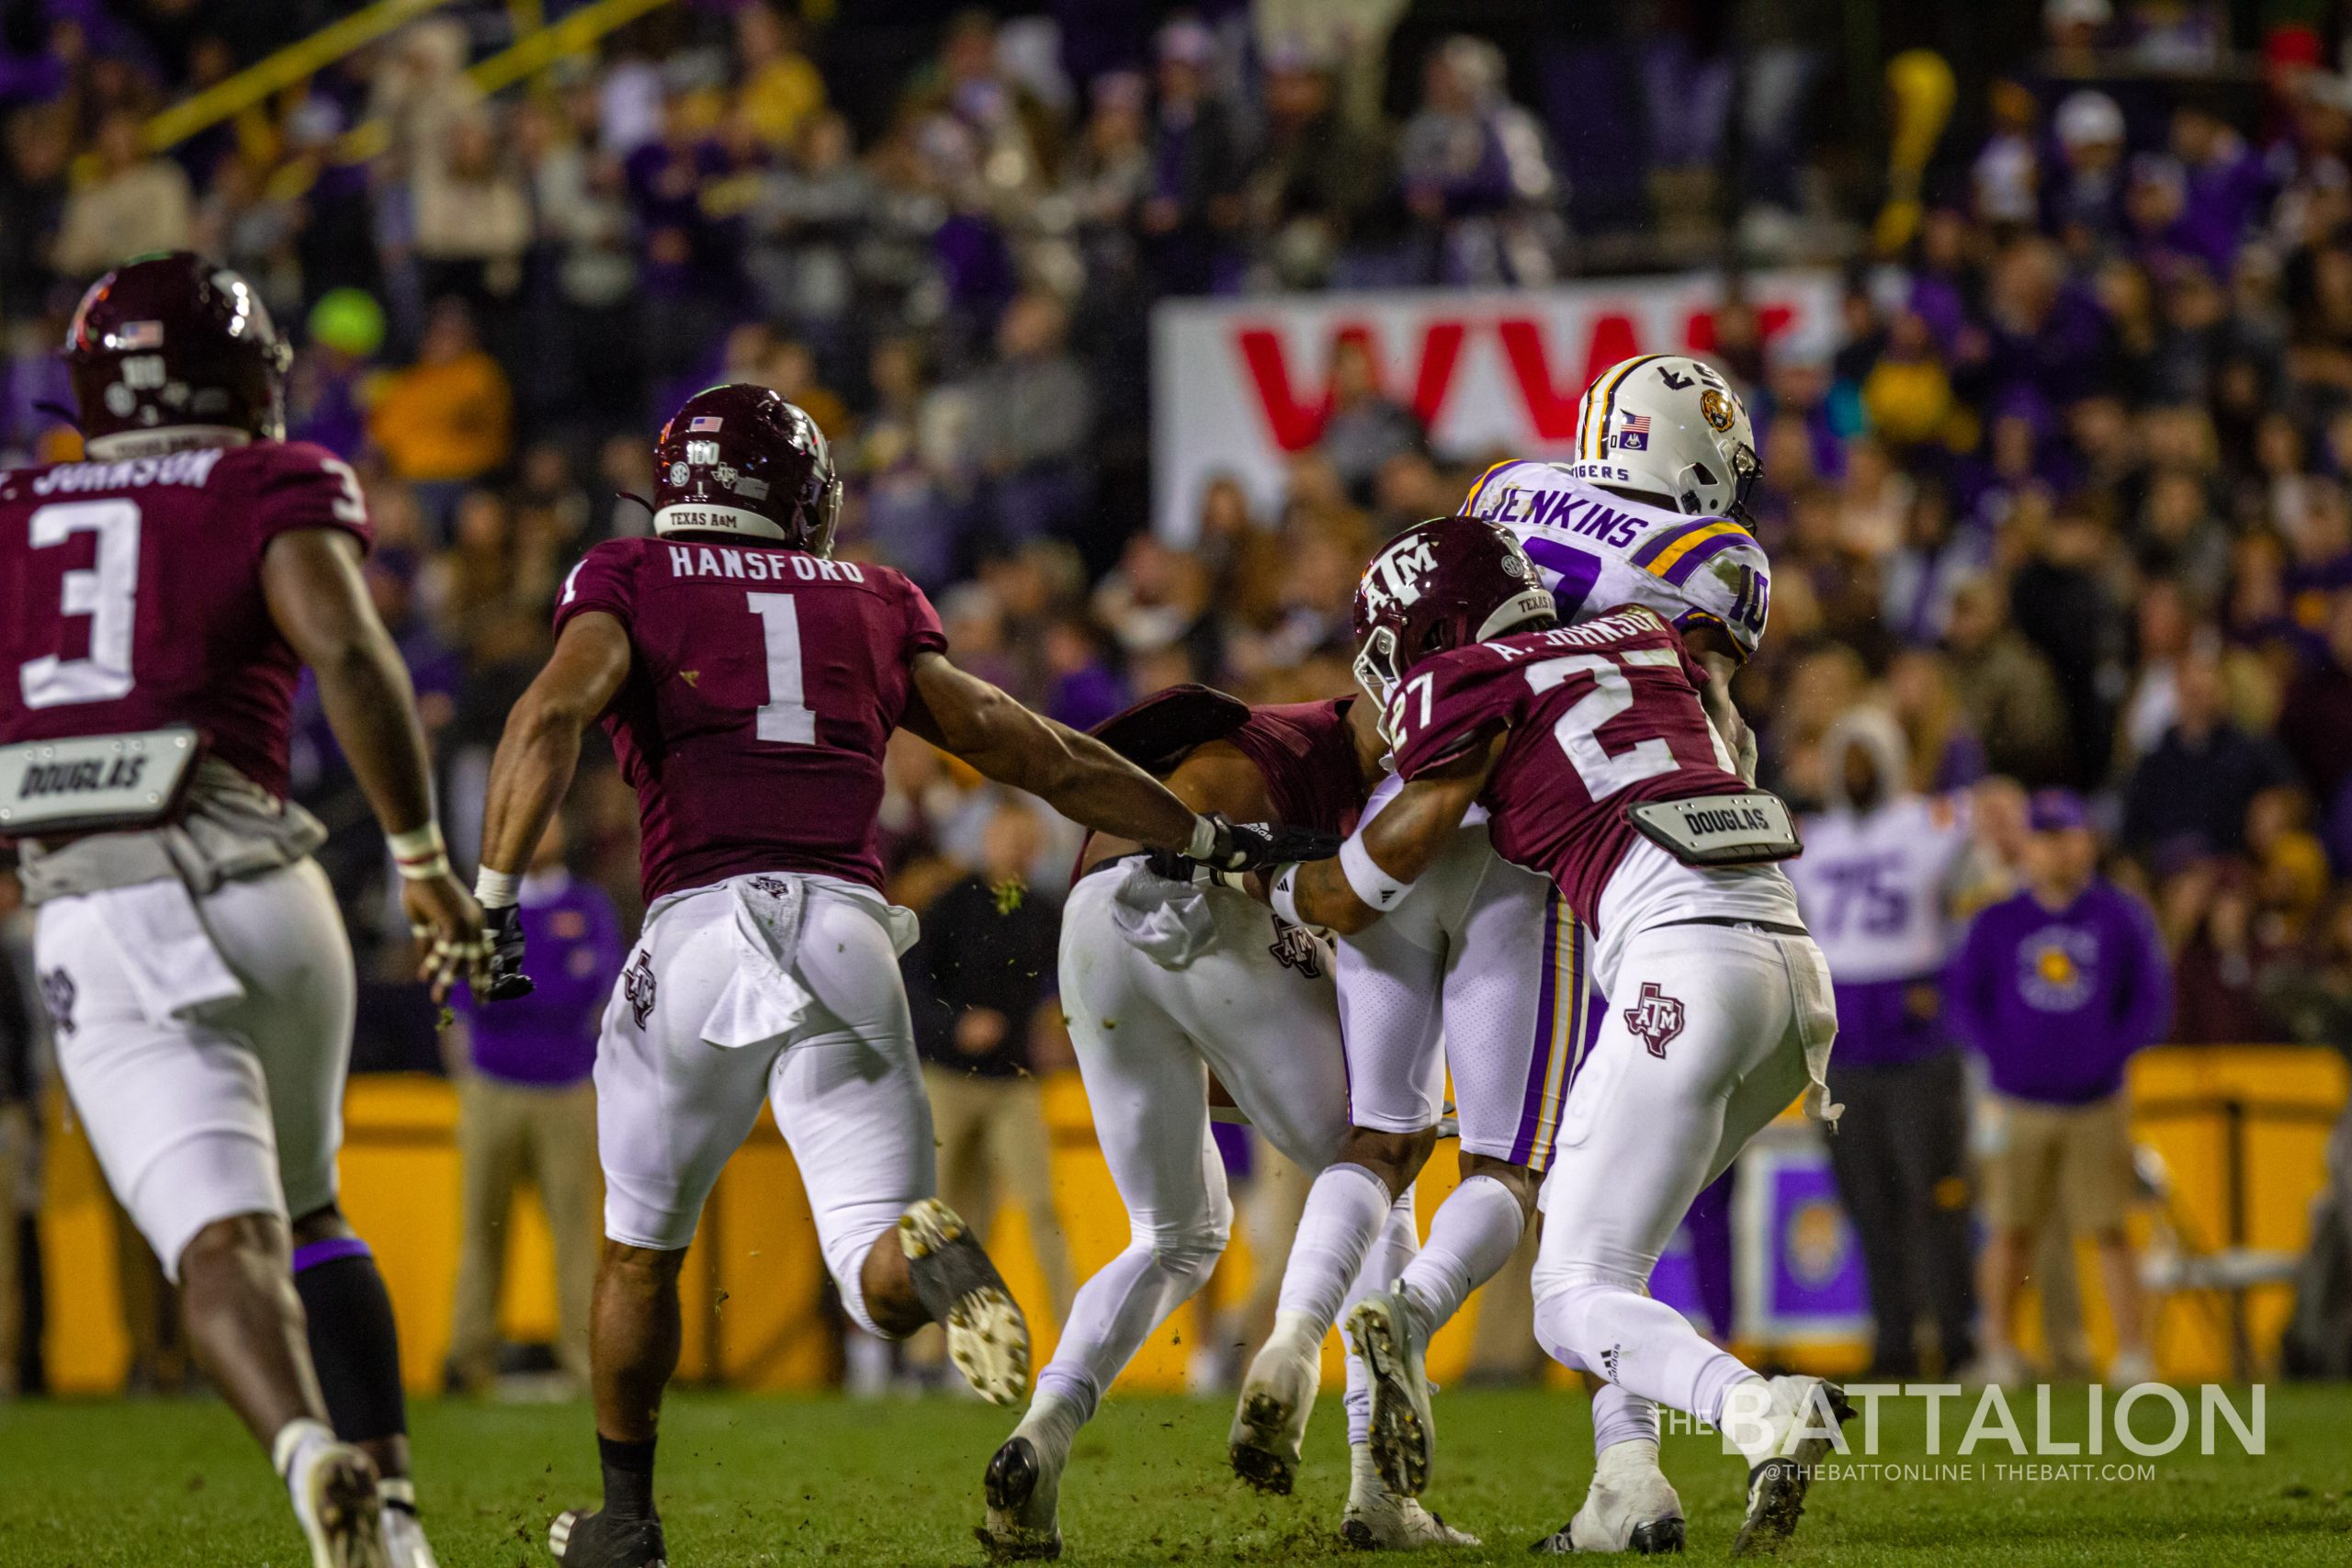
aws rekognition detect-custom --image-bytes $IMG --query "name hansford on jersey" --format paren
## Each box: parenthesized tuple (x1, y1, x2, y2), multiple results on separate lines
(655, 539, 873, 584)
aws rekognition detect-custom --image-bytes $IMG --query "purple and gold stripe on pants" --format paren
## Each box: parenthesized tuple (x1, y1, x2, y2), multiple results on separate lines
(1510, 894, 1594, 1171)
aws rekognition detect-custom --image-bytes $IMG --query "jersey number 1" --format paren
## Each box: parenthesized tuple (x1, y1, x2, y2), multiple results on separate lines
(20, 499, 140, 709)
(745, 591, 817, 744)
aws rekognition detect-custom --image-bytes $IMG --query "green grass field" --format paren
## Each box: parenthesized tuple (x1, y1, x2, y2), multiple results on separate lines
(2, 1384, 2346, 1566)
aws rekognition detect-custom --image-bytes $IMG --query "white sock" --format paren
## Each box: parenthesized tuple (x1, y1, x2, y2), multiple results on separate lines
(1594, 1435, 1662, 1482)
(1396, 1175, 1523, 1341)
(1347, 1439, 1388, 1505)
(1341, 1191, 1419, 1446)
(1533, 1280, 1753, 1432)
(1590, 1382, 1661, 1456)
(1273, 1163, 1390, 1340)
(1033, 1233, 1217, 1437)
(1011, 1386, 1089, 1470)
(272, 1416, 336, 1495)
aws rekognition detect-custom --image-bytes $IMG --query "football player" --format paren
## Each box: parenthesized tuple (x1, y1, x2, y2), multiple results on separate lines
(980, 685, 1470, 1559)
(1255, 515, 1849, 1557)
(1786, 709, 1990, 1379)
(0, 253, 483, 1568)
(1234, 355, 1773, 1551)
(471, 385, 1323, 1568)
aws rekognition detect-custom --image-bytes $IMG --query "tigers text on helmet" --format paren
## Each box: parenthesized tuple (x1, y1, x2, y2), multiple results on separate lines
(1351, 515, 1555, 744)
(1568, 354, 1759, 519)
(650, 384, 842, 553)
(63, 252, 291, 457)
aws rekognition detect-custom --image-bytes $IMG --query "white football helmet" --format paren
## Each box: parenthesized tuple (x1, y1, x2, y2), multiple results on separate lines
(1567, 354, 1759, 518)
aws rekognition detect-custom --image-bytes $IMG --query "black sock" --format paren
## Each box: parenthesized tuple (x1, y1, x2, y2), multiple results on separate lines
(292, 1237, 408, 1443)
(598, 1434, 658, 1520)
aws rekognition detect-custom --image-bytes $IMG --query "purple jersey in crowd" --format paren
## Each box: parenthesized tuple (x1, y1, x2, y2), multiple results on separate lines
(1223, 696, 1366, 836)
(456, 872, 625, 1087)
(1943, 879, 2172, 1105)
(1390, 604, 1749, 931)
(0, 440, 372, 798)
(554, 536, 945, 900)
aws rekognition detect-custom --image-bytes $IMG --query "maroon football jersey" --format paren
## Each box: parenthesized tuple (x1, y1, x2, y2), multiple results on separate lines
(1390, 604, 1747, 930)
(555, 536, 945, 899)
(0, 440, 372, 800)
(1224, 697, 1367, 836)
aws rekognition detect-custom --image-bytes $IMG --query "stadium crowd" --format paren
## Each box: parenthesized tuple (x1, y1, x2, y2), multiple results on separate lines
(4, 0, 2352, 1389)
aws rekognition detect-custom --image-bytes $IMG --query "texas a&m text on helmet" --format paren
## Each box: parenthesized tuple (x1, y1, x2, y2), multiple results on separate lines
(650, 383, 842, 554)
(1351, 514, 1555, 742)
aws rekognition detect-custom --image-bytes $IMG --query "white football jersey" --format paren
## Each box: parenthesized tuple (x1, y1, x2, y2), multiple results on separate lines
(1785, 794, 1974, 984)
(1460, 460, 1771, 659)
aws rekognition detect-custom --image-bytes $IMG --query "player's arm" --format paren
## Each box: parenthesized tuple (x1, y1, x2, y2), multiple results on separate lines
(261, 526, 486, 999)
(1678, 618, 1758, 784)
(903, 651, 1318, 866)
(471, 613, 633, 995)
(1272, 732, 1503, 936)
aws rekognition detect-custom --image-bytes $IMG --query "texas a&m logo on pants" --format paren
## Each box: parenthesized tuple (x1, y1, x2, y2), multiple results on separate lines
(624, 951, 659, 1029)
(1623, 981, 1685, 1058)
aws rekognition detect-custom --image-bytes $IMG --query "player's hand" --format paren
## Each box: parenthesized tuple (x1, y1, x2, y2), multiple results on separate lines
(403, 872, 490, 1004)
(482, 903, 535, 1001)
(1196, 813, 1345, 873)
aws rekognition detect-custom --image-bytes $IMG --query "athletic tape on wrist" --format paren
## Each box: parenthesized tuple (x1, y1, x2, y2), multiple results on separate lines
(1340, 834, 1415, 912)
(389, 823, 449, 882)
(474, 867, 520, 909)
(1269, 863, 1303, 926)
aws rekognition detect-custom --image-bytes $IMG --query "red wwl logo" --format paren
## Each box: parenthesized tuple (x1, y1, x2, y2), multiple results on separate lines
(1232, 305, 1795, 453)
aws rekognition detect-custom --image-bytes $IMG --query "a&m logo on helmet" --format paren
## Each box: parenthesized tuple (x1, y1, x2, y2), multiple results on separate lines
(1359, 533, 1439, 615)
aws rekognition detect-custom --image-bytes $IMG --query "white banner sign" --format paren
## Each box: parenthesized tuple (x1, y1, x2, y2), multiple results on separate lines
(1149, 269, 1841, 542)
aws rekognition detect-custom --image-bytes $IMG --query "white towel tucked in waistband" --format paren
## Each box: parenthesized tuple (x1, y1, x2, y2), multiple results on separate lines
(98, 876, 244, 1022)
(1110, 860, 1221, 970)
(702, 874, 816, 1049)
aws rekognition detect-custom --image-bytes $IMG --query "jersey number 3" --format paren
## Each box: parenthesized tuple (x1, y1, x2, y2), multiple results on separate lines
(20, 499, 140, 709)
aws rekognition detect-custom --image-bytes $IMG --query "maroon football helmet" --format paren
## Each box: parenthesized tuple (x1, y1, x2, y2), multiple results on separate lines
(650, 384, 842, 553)
(63, 252, 291, 454)
(1351, 515, 1555, 740)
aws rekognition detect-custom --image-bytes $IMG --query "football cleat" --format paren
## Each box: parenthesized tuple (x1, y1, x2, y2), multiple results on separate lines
(1730, 1378, 1852, 1557)
(289, 1440, 391, 1568)
(1348, 1289, 1436, 1498)
(378, 1479, 439, 1568)
(900, 1199, 1030, 1406)
(1341, 1475, 1480, 1551)
(1229, 1333, 1322, 1495)
(976, 1434, 1063, 1561)
(1534, 1440, 1685, 1554)
(548, 1507, 667, 1568)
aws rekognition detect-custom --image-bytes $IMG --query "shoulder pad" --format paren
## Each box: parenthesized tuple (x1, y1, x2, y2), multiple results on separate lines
(1090, 682, 1252, 774)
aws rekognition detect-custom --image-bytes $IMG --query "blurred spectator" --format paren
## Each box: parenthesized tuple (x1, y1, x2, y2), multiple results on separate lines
(445, 818, 617, 1393)
(369, 298, 514, 495)
(1942, 576, 2070, 784)
(51, 107, 190, 278)
(411, 106, 531, 312)
(1788, 714, 1985, 1378)
(2121, 640, 2296, 862)
(967, 290, 1091, 546)
(1399, 35, 1561, 285)
(1948, 790, 2169, 1385)
(1316, 336, 1423, 500)
(734, 5, 825, 152)
(910, 799, 1074, 1329)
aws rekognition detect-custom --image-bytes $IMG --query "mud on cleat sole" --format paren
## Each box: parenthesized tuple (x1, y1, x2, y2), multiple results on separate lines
(1229, 1393, 1300, 1495)
(1347, 1296, 1432, 1499)
(900, 1198, 1030, 1406)
(977, 1438, 1062, 1562)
